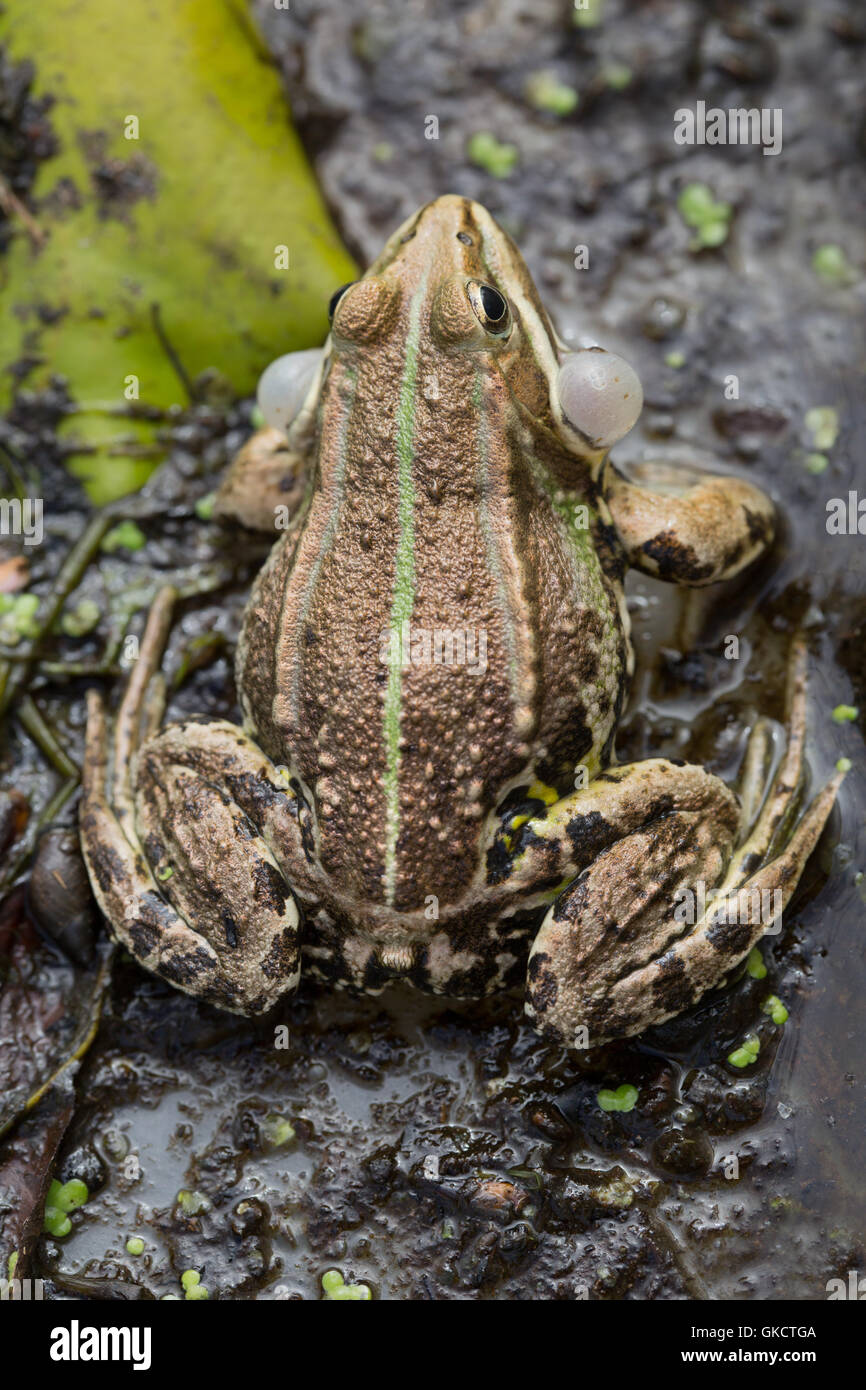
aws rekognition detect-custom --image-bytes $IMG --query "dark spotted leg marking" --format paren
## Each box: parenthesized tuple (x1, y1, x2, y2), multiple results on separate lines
(525, 640, 844, 1047)
(524, 772, 740, 1047)
(501, 760, 739, 897)
(604, 457, 776, 586)
(79, 588, 304, 1016)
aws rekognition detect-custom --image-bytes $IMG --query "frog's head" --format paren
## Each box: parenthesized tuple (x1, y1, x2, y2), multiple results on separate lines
(328, 195, 642, 463)
(326, 194, 563, 427)
(256, 196, 642, 466)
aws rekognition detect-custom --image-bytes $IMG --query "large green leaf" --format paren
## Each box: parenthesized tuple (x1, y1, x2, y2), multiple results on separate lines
(1, 0, 356, 501)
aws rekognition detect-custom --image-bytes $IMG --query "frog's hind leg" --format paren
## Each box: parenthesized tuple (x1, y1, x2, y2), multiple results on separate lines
(80, 588, 305, 1016)
(686, 639, 843, 955)
(525, 640, 843, 1047)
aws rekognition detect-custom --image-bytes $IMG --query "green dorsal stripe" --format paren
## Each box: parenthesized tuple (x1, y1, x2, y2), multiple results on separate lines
(383, 270, 429, 905)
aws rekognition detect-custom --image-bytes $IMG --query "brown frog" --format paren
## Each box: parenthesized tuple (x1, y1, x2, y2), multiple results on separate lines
(79, 196, 842, 1047)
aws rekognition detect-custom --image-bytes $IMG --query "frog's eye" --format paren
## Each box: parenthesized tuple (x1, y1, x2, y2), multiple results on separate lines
(466, 280, 511, 337)
(327, 282, 357, 323)
(556, 348, 643, 450)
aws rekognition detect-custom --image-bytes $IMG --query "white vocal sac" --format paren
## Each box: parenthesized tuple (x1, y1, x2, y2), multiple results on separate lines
(556, 348, 643, 450)
(256, 348, 323, 432)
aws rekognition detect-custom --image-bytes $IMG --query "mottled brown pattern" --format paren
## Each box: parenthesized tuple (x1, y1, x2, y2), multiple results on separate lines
(78, 199, 836, 1046)
(237, 197, 629, 913)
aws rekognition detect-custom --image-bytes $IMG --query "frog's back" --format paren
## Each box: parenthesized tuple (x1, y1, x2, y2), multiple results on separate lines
(238, 196, 628, 915)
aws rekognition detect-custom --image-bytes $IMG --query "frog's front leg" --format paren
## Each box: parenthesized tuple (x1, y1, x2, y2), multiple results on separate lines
(603, 457, 775, 586)
(554, 347, 775, 585)
(80, 588, 307, 1015)
(213, 346, 325, 531)
(521, 643, 842, 1047)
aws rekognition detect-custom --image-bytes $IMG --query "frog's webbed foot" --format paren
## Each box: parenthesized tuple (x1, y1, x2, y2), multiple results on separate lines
(79, 588, 304, 1015)
(525, 640, 843, 1047)
(603, 456, 775, 586)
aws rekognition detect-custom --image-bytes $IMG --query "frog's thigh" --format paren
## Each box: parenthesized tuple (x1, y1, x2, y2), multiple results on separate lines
(525, 762, 741, 1048)
(604, 458, 775, 585)
(82, 703, 301, 1016)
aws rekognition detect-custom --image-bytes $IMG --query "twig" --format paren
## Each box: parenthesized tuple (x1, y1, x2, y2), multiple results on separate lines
(17, 695, 80, 780)
(0, 512, 112, 716)
(150, 301, 196, 402)
(0, 173, 46, 250)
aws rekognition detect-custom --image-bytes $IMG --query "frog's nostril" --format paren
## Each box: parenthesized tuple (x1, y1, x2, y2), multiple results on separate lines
(556, 348, 643, 449)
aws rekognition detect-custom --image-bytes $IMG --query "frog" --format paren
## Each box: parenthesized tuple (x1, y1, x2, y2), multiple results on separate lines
(79, 195, 842, 1048)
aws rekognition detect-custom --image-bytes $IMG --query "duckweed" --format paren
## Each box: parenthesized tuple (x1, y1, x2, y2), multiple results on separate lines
(50, 1178, 89, 1212)
(0, 592, 40, 645)
(60, 598, 101, 637)
(763, 995, 789, 1025)
(43, 1208, 71, 1239)
(812, 244, 857, 286)
(467, 131, 518, 178)
(677, 183, 732, 249)
(727, 1033, 761, 1068)
(101, 520, 146, 553)
(181, 1268, 209, 1300)
(804, 452, 828, 475)
(322, 1269, 372, 1301)
(832, 704, 858, 723)
(597, 1083, 639, 1113)
(176, 1189, 210, 1215)
(43, 1178, 90, 1238)
(262, 1114, 296, 1147)
(524, 72, 578, 116)
(805, 406, 839, 451)
(603, 63, 632, 89)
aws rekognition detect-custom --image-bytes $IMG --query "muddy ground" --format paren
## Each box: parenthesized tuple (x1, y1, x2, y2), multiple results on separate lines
(0, 0, 864, 1299)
